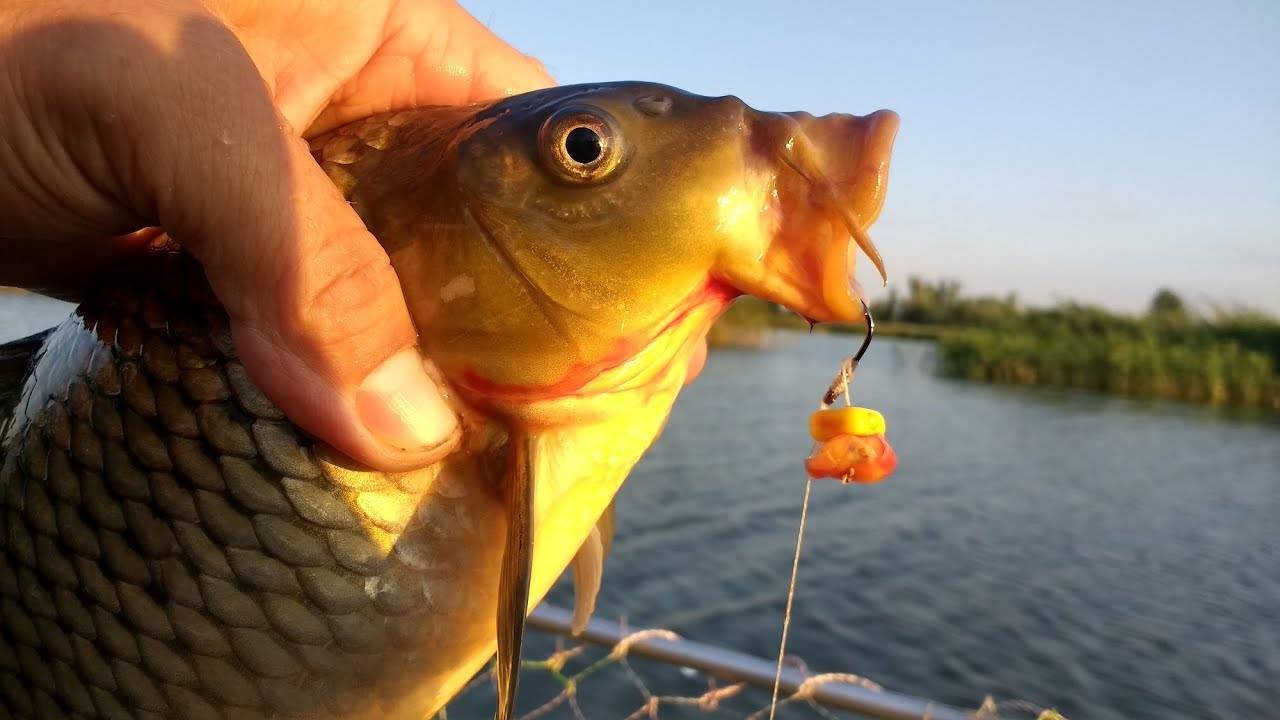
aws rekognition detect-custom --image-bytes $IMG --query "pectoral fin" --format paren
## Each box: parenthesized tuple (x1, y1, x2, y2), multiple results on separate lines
(569, 500, 616, 635)
(598, 499, 616, 556)
(569, 527, 603, 636)
(495, 435, 534, 720)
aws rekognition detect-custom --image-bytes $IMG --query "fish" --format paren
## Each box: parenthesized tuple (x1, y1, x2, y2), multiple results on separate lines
(0, 82, 898, 720)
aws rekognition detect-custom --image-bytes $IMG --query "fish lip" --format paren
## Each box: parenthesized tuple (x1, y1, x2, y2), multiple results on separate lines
(851, 109, 900, 229)
(747, 108, 899, 325)
(800, 110, 899, 323)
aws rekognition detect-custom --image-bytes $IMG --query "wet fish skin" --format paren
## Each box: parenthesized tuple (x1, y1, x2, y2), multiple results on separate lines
(0, 82, 899, 719)
(1, 266, 511, 719)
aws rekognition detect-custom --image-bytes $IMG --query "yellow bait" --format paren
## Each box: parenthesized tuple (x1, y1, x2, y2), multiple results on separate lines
(808, 406, 886, 440)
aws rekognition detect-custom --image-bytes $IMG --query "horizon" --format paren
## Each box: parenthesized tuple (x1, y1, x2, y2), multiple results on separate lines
(462, 0, 1280, 315)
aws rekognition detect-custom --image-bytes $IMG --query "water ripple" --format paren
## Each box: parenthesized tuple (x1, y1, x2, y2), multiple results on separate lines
(576, 334, 1279, 720)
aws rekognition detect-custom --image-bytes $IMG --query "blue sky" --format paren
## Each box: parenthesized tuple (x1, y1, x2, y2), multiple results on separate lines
(461, 0, 1280, 314)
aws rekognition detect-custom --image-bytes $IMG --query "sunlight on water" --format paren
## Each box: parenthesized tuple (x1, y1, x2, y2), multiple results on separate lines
(3, 293, 1276, 719)
(544, 333, 1279, 720)
(0, 291, 74, 342)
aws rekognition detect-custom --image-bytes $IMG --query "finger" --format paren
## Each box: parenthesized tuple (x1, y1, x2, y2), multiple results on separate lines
(0, 230, 166, 300)
(408, 0, 555, 100)
(49, 11, 461, 469)
(187, 94, 463, 471)
(307, 0, 554, 135)
(219, 140, 462, 470)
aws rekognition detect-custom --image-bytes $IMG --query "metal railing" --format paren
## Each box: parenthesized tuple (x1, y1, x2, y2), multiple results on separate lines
(529, 604, 971, 720)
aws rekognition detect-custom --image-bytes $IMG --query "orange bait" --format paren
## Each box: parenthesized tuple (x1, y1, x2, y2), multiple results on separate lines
(805, 407, 898, 483)
(803, 302, 898, 484)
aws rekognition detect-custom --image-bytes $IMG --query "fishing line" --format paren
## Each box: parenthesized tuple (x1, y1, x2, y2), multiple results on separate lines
(767, 475, 814, 718)
(767, 302, 875, 719)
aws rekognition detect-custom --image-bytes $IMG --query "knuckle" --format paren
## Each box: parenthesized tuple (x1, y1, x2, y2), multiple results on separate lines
(282, 231, 413, 363)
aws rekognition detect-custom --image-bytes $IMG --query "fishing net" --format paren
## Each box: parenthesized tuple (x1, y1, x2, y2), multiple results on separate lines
(436, 619, 1069, 720)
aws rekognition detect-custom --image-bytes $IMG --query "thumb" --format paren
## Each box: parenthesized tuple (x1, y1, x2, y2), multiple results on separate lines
(4, 8, 460, 469)
(135, 17, 462, 470)
(217, 141, 462, 470)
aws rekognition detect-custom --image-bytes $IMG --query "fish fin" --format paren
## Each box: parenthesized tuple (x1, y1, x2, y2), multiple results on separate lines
(568, 498, 617, 635)
(494, 434, 535, 720)
(569, 525, 603, 636)
(597, 499, 616, 557)
(0, 329, 50, 430)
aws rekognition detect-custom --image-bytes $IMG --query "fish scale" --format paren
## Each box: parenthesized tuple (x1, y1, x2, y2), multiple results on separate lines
(0, 82, 900, 719)
(0, 267, 506, 719)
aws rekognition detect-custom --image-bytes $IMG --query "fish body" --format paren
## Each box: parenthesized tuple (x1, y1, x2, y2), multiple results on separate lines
(0, 83, 898, 719)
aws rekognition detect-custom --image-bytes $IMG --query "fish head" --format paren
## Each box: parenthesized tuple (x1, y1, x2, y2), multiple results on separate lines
(330, 82, 898, 426)
(313, 84, 899, 701)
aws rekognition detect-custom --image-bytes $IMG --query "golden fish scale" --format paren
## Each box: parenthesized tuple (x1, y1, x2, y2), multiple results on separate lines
(0, 92, 748, 718)
(0, 266, 511, 719)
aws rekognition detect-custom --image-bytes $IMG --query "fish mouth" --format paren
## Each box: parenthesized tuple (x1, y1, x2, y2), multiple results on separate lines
(725, 107, 899, 323)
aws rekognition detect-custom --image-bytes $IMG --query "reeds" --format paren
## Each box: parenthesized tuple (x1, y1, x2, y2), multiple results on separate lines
(710, 279, 1280, 408)
(937, 321, 1280, 409)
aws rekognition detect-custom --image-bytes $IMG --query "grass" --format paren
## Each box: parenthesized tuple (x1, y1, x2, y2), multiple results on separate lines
(937, 327, 1280, 409)
(708, 297, 948, 347)
(710, 281, 1280, 410)
(929, 295, 1280, 409)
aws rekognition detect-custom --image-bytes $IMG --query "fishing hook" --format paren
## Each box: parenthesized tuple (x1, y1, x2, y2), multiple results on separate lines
(769, 299, 878, 719)
(820, 299, 875, 408)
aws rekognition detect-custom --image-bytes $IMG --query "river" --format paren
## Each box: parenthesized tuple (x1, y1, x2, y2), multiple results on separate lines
(3, 299, 1278, 719)
(534, 333, 1280, 719)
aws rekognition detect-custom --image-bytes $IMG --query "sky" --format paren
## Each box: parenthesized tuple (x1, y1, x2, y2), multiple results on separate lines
(461, 0, 1280, 314)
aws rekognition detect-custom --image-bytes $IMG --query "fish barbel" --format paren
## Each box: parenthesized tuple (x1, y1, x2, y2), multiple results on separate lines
(0, 82, 898, 719)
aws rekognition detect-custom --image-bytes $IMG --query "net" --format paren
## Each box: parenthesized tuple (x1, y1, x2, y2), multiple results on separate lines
(435, 619, 1068, 720)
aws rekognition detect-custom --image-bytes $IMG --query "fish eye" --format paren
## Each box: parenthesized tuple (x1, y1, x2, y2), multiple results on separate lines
(538, 107, 627, 184)
(564, 127, 602, 164)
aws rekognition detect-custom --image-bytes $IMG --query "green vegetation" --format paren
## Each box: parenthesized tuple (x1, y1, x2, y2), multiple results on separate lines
(705, 296, 790, 348)
(885, 279, 1280, 409)
(707, 293, 950, 347)
(711, 279, 1280, 409)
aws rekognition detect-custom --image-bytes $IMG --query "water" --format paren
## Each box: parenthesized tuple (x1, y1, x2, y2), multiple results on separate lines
(0, 292, 76, 342)
(543, 333, 1280, 719)
(3, 300, 1278, 718)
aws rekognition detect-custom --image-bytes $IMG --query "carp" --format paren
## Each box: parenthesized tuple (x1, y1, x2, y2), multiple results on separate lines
(0, 82, 898, 719)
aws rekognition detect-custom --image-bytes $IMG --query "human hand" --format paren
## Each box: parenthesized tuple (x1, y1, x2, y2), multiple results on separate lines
(0, 0, 553, 469)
